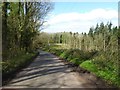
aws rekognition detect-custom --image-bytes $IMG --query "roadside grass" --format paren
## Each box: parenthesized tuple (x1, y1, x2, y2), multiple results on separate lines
(42, 44, 120, 88)
(2, 51, 38, 84)
(80, 60, 120, 87)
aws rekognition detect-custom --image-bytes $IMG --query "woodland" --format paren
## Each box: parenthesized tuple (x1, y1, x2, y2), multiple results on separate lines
(1, 2, 120, 87)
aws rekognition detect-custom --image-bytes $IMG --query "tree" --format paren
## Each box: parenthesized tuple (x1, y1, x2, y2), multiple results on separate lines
(118, 27, 120, 76)
(60, 34, 62, 43)
(88, 27, 94, 37)
(2, 2, 8, 60)
(2, 2, 53, 60)
(94, 23, 99, 35)
(39, 2, 53, 30)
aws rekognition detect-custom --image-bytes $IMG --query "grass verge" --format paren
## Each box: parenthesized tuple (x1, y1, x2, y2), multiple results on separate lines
(80, 60, 120, 87)
(2, 51, 39, 85)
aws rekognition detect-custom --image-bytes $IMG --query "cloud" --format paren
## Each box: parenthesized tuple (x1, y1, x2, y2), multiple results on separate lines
(44, 8, 118, 33)
(51, 0, 118, 2)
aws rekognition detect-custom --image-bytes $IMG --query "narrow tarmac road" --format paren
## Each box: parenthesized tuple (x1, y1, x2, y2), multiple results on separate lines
(3, 51, 106, 88)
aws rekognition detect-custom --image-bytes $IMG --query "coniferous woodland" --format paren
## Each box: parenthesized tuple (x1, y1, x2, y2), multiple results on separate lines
(1, 2, 120, 87)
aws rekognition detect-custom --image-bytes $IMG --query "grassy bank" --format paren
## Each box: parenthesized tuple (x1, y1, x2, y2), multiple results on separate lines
(42, 44, 120, 87)
(2, 51, 39, 85)
(80, 60, 120, 87)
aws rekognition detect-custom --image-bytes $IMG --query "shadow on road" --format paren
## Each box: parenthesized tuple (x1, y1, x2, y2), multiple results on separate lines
(9, 51, 71, 84)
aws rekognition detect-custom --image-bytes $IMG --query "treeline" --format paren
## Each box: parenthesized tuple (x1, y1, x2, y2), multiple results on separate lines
(46, 22, 117, 51)
(2, 2, 53, 60)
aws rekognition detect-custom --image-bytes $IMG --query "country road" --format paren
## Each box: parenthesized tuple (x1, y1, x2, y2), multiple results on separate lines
(3, 51, 109, 88)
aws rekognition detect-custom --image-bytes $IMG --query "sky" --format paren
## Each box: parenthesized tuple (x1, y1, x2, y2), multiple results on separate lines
(43, 2, 118, 33)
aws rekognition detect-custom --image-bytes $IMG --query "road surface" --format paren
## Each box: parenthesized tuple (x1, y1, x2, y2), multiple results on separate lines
(3, 51, 108, 88)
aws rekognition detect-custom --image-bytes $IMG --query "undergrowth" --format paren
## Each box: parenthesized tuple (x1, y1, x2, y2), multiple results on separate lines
(2, 51, 38, 84)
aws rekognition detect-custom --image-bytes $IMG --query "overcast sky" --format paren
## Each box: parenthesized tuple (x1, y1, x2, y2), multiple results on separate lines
(43, 2, 118, 33)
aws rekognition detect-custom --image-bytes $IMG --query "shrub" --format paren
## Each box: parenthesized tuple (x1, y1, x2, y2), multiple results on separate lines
(51, 49, 97, 64)
(59, 49, 73, 59)
(70, 58, 82, 65)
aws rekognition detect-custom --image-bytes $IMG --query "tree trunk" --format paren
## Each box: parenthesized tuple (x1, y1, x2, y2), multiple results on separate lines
(2, 2, 8, 60)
